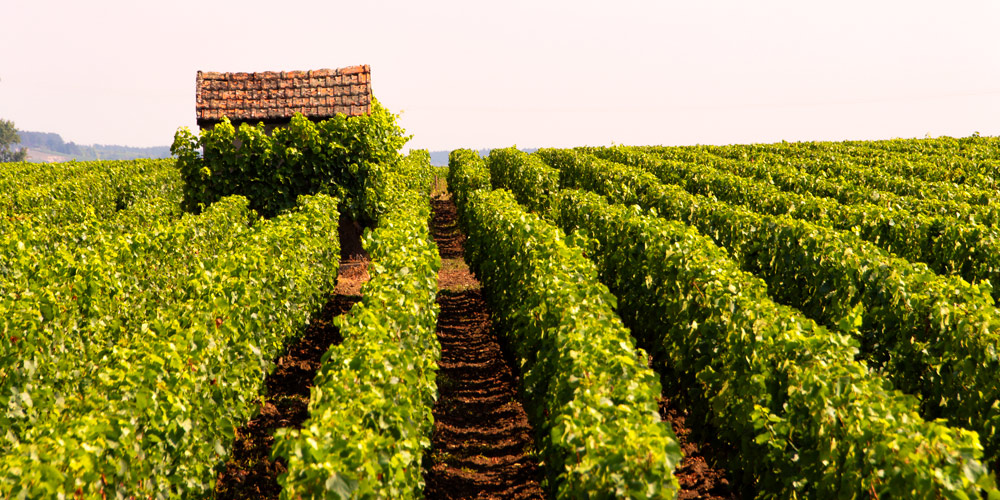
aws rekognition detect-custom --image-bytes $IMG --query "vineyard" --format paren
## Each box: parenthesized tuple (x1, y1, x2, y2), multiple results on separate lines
(3, 129, 1000, 499)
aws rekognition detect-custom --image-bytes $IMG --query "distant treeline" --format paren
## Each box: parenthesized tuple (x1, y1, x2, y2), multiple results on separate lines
(429, 148, 537, 167)
(18, 131, 172, 161)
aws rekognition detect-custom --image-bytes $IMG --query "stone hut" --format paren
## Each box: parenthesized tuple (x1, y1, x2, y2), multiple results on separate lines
(195, 64, 372, 133)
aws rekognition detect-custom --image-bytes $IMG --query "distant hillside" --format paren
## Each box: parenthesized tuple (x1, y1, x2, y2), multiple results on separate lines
(18, 131, 172, 162)
(429, 148, 538, 167)
(16, 132, 542, 166)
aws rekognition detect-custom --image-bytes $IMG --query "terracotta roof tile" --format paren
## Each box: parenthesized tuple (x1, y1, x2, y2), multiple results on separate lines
(195, 65, 372, 126)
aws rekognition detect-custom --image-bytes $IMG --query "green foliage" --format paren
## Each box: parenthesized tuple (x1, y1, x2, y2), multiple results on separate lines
(813, 135, 1000, 189)
(7, 128, 1000, 498)
(704, 141, 998, 206)
(0, 194, 341, 498)
(446, 148, 490, 212)
(0, 197, 256, 445)
(275, 198, 440, 499)
(637, 144, 1000, 226)
(580, 146, 1000, 302)
(0, 158, 181, 225)
(485, 147, 559, 214)
(453, 185, 682, 498)
(0, 119, 27, 163)
(541, 148, 1000, 472)
(363, 149, 436, 221)
(274, 151, 440, 499)
(554, 188, 995, 498)
(171, 99, 409, 218)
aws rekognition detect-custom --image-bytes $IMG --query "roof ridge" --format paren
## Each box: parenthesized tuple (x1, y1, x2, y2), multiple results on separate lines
(195, 65, 372, 126)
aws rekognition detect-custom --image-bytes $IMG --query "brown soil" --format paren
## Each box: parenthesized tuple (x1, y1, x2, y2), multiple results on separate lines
(214, 217, 370, 499)
(433, 195, 477, 292)
(423, 196, 546, 500)
(659, 397, 742, 500)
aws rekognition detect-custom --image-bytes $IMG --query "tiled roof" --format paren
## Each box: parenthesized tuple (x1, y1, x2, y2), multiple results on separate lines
(195, 65, 372, 126)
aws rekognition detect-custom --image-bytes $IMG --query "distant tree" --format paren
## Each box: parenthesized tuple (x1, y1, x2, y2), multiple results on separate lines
(0, 119, 27, 162)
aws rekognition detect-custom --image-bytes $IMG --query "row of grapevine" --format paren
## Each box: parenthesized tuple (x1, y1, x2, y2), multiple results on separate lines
(0, 159, 181, 225)
(834, 135, 998, 157)
(449, 150, 683, 498)
(362, 149, 438, 220)
(0, 160, 95, 192)
(718, 136, 1000, 189)
(634, 145, 1000, 226)
(555, 188, 993, 497)
(1, 194, 341, 498)
(446, 149, 491, 209)
(274, 151, 442, 498)
(706, 143, 997, 205)
(580, 146, 1000, 301)
(538, 148, 1000, 470)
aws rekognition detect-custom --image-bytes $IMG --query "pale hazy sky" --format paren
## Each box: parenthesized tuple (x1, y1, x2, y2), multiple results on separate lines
(2, 0, 998, 150)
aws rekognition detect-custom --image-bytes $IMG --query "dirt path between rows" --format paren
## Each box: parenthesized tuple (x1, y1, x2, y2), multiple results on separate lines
(214, 215, 369, 499)
(423, 196, 547, 500)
